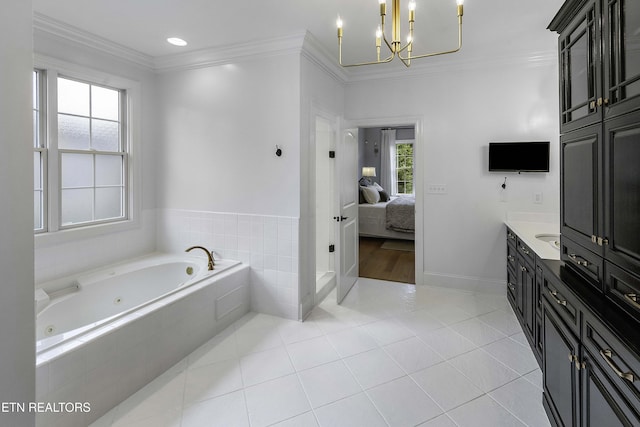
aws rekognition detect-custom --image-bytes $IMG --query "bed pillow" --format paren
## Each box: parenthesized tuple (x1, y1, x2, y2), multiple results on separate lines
(359, 186, 367, 204)
(372, 182, 390, 202)
(361, 185, 380, 204)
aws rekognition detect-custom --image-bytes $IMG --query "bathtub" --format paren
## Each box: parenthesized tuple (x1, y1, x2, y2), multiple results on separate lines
(35, 252, 250, 427)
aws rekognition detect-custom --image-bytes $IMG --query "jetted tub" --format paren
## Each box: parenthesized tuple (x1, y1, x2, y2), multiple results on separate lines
(35, 252, 250, 426)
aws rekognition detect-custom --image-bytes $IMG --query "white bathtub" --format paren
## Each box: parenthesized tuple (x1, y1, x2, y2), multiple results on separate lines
(35, 252, 250, 427)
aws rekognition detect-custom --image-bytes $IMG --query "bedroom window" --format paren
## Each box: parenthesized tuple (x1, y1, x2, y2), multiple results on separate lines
(33, 62, 138, 238)
(395, 142, 414, 195)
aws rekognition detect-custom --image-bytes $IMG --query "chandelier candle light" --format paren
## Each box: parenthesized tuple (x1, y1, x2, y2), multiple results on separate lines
(336, 0, 464, 67)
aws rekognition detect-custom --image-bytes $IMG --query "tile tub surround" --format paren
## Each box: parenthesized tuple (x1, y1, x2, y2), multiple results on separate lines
(157, 209, 299, 320)
(90, 278, 550, 427)
(36, 264, 250, 427)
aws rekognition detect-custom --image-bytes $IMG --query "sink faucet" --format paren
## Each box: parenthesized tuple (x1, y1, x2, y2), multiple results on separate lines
(185, 246, 215, 271)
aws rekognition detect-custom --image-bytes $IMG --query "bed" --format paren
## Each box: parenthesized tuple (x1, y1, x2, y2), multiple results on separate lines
(359, 195, 415, 241)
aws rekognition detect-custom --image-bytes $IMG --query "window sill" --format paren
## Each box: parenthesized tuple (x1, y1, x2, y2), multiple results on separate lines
(35, 217, 140, 249)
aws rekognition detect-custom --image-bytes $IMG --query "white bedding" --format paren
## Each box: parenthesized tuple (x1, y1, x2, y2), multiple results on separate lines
(359, 197, 415, 241)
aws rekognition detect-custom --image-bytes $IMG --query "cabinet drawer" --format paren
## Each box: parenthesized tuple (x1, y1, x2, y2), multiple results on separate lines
(542, 270, 580, 335)
(507, 243, 518, 272)
(605, 262, 640, 318)
(507, 268, 518, 312)
(517, 238, 536, 267)
(583, 315, 640, 412)
(561, 237, 604, 291)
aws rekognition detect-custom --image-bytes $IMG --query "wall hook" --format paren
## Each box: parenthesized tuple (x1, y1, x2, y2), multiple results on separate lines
(275, 145, 282, 157)
(501, 177, 507, 189)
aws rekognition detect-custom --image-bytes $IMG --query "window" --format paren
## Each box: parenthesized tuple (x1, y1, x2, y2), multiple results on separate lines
(33, 63, 134, 236)
(394, 141, 414, 195)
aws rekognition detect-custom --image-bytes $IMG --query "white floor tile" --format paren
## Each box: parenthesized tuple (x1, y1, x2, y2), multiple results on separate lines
(270, 411, 319, 427)
(181, 390, 249, 427)
(447, 395, 526, 427)
(396, 308, 446, 335)
(449, 318, 507, 347)
(360, 318, 414, 346)
(490, 377, 552, 427)
(314, 392, 387, 427)
(235, 324, 284, 355)
(244, 374, 311, 427)
(187, 329, 238, 369)
(448, 348, 520, 392)
(367, 376, 443, 426)
(286, 336, 341, 371)
(417, 414, 459, 427)
(383, 336, 444, 373)
(477, 309, 523, 336)
(240, 347, 295, 387)
(277, 319, 324, 344)
(411, 362, 483, 412)
(297, 360, 362, 408)
(523, 368, 543, 391)
(482, 337, 539, 375)
(417, 327, 478, 360)
(183, 359, 243, 405)
(112, 408, 182, 427)
(343, 348, 405, 389)
(325, 326, 378, 358)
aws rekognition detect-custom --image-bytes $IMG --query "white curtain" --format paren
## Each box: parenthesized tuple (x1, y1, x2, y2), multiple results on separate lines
(380, 129, 396, 195)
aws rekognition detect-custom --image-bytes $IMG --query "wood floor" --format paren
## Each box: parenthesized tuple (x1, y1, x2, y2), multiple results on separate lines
(358, 237, 415, 284)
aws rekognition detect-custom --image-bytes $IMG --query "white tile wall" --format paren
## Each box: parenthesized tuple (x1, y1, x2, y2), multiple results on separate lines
(157, 208, 300, 320)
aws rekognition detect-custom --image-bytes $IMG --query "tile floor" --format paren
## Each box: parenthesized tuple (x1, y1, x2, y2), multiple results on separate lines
(90, 278, 551, 427)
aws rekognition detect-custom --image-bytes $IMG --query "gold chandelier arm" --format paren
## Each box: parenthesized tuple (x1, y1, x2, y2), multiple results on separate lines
(338, 48, 396, 67)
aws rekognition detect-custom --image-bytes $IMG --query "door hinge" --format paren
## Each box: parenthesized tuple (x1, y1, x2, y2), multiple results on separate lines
(329, 150, 335, 158)
(329, 244, 335, 253)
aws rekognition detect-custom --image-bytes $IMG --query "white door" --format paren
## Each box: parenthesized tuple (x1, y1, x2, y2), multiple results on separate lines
(336, 129, 358, 303)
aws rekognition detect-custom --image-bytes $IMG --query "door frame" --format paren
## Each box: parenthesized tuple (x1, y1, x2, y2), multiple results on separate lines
(344, 115, 425, 286)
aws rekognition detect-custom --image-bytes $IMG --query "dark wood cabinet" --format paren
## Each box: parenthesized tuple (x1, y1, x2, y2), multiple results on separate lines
(543, 301, 581, 427)
(519, 254, 536, 341)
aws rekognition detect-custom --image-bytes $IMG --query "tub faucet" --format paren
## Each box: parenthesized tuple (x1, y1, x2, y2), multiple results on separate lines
(185, 246, 215, 270)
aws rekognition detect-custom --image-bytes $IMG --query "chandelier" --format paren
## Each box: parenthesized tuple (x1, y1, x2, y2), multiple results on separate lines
(336, 0, 464, 68)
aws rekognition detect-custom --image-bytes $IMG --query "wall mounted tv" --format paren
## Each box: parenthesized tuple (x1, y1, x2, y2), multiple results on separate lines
(488, 141, 550, 172)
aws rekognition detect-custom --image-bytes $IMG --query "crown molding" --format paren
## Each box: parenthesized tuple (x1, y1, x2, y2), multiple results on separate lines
(33, 13, 155, 70)
(153, 32, 308, 73)
(300, 32, 349, 84)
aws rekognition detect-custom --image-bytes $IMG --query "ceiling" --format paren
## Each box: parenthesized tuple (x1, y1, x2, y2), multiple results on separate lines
(32, 0, 564, 71)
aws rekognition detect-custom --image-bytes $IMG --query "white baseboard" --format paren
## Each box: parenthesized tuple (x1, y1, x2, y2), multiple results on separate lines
(423, 271, 505, 294)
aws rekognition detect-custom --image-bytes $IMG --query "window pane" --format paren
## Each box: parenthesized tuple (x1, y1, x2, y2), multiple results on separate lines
(61, 188, 93, 225)
(58, 78, 90, 116)
(34, 152, 42, 190)
(34, 191, 42, 230)
(59, 114, 90, 150)
(91, 86, 120, 121)
(95, 188, 123, 220)
(95, 155, 123, 186)
(92, 119, 120, 151)
(33, 71, 38, 109)
(33, 111, 39, 148)
(61, 153, 94, 188)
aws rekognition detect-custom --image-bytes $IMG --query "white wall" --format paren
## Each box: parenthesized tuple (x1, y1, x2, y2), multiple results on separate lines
(32, 30, 158, 284)
(156, 54, 301, 216)
(0, 0, 35, 424)
(346, 58, 560, 292)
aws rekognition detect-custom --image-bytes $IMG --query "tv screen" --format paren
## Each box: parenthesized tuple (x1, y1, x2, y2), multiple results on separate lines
(489, 141, 550, 172)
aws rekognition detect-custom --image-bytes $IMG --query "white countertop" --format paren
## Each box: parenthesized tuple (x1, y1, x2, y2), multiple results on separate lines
(505, 220, 561, 261)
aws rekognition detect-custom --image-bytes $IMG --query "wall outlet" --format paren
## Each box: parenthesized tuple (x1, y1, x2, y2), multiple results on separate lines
(427, 184, 447, 194)
(534, 192, 543, 204)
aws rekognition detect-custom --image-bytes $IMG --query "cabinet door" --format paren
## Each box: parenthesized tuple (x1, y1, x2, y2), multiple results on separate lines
(603, 113, 640, 277)
(561, 124, 604, 255)
(520, 257, 536, 342)
(543, 304, 581, 427)
(581, 350, 640, 427)
(558, 0, 602, 132)
(603, 0, 640, 118)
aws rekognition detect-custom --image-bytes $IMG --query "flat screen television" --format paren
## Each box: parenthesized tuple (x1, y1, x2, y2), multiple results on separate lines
(489, 141, 550, 172)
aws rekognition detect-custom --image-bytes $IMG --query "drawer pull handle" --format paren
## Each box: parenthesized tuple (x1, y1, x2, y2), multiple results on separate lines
(600, 349, 635, 383)
(508, 233, 516, 240)
(624, 293, 640, 310)
(507, 255, 515, 262)
(568, 253, 589, 267)
(508, 283, 515, 291)
(520, 246, 530, 255)
(520, 266, 527, 272)
(548, 289, 567, 306)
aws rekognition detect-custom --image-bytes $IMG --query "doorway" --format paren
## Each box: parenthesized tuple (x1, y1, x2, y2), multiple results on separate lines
(357, 126, 417, 284)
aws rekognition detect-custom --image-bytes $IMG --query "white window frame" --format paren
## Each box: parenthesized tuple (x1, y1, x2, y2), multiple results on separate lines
(33, 69, 48, 233)
(34, 55, 141, 248)
(393, 139, 415, 195)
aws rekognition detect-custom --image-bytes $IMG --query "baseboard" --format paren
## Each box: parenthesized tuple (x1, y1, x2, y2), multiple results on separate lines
(423, 271, 505, 294)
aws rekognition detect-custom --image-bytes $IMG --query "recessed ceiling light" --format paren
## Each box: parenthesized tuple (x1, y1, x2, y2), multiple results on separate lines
(167, 37, 188, 47)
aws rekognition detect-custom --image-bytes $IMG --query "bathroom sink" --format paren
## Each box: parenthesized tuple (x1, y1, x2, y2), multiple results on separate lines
(535, 234, 561, 250)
